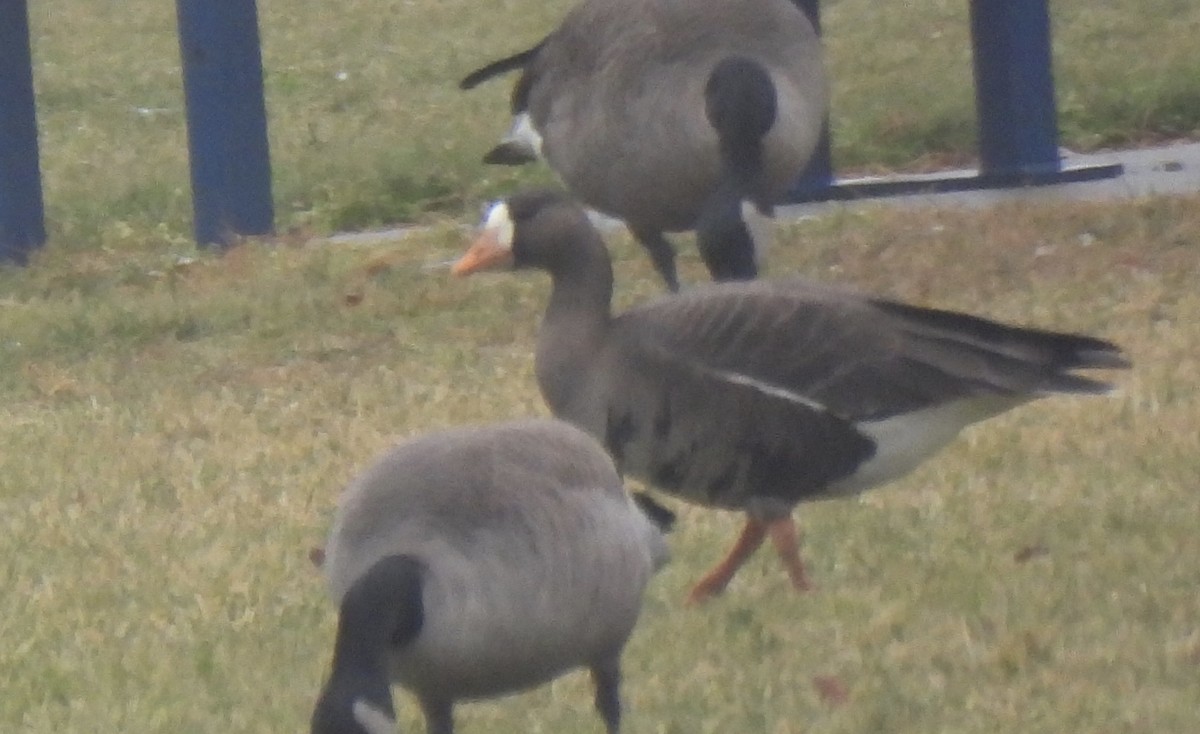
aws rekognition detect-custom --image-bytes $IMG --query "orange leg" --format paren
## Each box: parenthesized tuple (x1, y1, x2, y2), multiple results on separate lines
(687, 518, 767, 604)
(766, 517, 812, 591)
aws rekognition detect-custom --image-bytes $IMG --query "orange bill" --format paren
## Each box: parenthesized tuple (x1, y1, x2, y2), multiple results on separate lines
(451, 229, 513, 276)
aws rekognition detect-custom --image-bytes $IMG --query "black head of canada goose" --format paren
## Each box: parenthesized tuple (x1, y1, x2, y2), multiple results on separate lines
(460, 0, 828, 292)
(310, 419, 671, 734)
(451, 190, 1131, 603)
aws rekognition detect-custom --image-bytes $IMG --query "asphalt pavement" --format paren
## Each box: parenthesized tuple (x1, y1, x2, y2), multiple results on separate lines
(780, 141, 1200, 217)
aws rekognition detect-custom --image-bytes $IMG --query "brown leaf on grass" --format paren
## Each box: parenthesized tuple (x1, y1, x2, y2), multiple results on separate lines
(1116, 253, 1146, 271)
(812, 675, 849, 707)
(343, 253, 407, 306)
(364, 255, 400, 277)
(1014, 544, 1050, 563)
(309, 546, 326, 568)
(24, 362, 81, 398)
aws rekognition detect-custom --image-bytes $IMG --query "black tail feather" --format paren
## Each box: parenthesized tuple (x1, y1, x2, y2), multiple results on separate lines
(459, 41, 544, 90)
(872, 299, 1131, 373)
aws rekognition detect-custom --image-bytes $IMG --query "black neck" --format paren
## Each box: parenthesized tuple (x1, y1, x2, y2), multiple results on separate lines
(316, 555, 425, 728)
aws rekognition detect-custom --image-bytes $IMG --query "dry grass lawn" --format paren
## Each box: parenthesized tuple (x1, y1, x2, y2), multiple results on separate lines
(3, 192, 1198, 732)
(5, 0, 1199, 731)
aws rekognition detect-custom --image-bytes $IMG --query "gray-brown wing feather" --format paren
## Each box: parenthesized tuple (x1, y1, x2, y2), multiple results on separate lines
(615, 280, 1127, 422)
(597, 291, 883, 508)
(597, 345, 875, 509)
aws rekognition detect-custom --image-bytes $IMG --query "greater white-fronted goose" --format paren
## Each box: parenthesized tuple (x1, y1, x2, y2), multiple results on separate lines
(310, 418, 671, 734)
(451, 190, 1131, 603)
(460, 0, 828, 291)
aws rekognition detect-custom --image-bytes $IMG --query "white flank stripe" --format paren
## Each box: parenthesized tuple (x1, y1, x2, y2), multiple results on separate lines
(704, 366, 829, 413)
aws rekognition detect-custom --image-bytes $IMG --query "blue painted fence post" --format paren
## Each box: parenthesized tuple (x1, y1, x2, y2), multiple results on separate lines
(0, 0, 46, 265)
(175, 0, 274, 247)
(969, 0, 1061, 179)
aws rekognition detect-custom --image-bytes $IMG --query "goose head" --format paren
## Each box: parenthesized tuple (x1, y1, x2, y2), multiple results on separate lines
(311, 555, 423, 734)
(451, 190, 607, 282)
(311, 686, 394, 734)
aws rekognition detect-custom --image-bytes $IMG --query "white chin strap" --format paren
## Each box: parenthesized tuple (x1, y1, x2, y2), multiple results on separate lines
(740, 200, 774, 268)
(352, 699, 397, 734)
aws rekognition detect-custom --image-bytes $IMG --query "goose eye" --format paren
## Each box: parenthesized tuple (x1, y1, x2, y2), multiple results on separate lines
(480, 201, 516, 249)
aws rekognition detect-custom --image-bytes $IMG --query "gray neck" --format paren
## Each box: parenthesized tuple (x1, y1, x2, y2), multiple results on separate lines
(542, 224, 614, 319)
(536, 227, 614, 419)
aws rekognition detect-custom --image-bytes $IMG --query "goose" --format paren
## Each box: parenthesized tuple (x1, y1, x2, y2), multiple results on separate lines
(450, 190, 1131, 603)
(310, 418, 671, 734)
(460, 0, 828, 291)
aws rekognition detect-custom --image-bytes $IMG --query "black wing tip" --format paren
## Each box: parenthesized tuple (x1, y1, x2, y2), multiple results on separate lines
(1046, 343, 1132, 394)
(1073, 345, 1132, 371)
(632, 491, 676, 533)
(1043, 375, 1119, 396)
(873, 298, 1133, 374)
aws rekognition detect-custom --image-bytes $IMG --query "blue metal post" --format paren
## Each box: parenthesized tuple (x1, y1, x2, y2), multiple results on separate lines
(969, 0, 1061, 178)
(0, 0, 46, 265)
(175, 0, 274, 247)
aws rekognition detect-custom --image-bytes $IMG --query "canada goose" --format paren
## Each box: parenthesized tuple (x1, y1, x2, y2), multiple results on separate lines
(451, 190, 1131, 603)
(460, 0, 828, 291)
(310, 419, 671, 734)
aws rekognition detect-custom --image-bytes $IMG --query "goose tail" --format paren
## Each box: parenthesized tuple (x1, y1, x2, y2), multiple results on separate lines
(459, 41, 543, 90)
(1041, 336, 1131, 395)
(871, 299, 1132, 395)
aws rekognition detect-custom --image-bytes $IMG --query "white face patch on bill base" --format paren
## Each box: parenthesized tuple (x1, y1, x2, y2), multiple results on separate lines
(481, 201, 515, 249)
(453, 201, 517, 276)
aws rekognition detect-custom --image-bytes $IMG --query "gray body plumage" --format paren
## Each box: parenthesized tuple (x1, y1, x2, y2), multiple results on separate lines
(465, 0, 828, 288)
(523, 0, 825, 230)
(314, 418, 668, 733)
(540, 276, 1127, 517)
